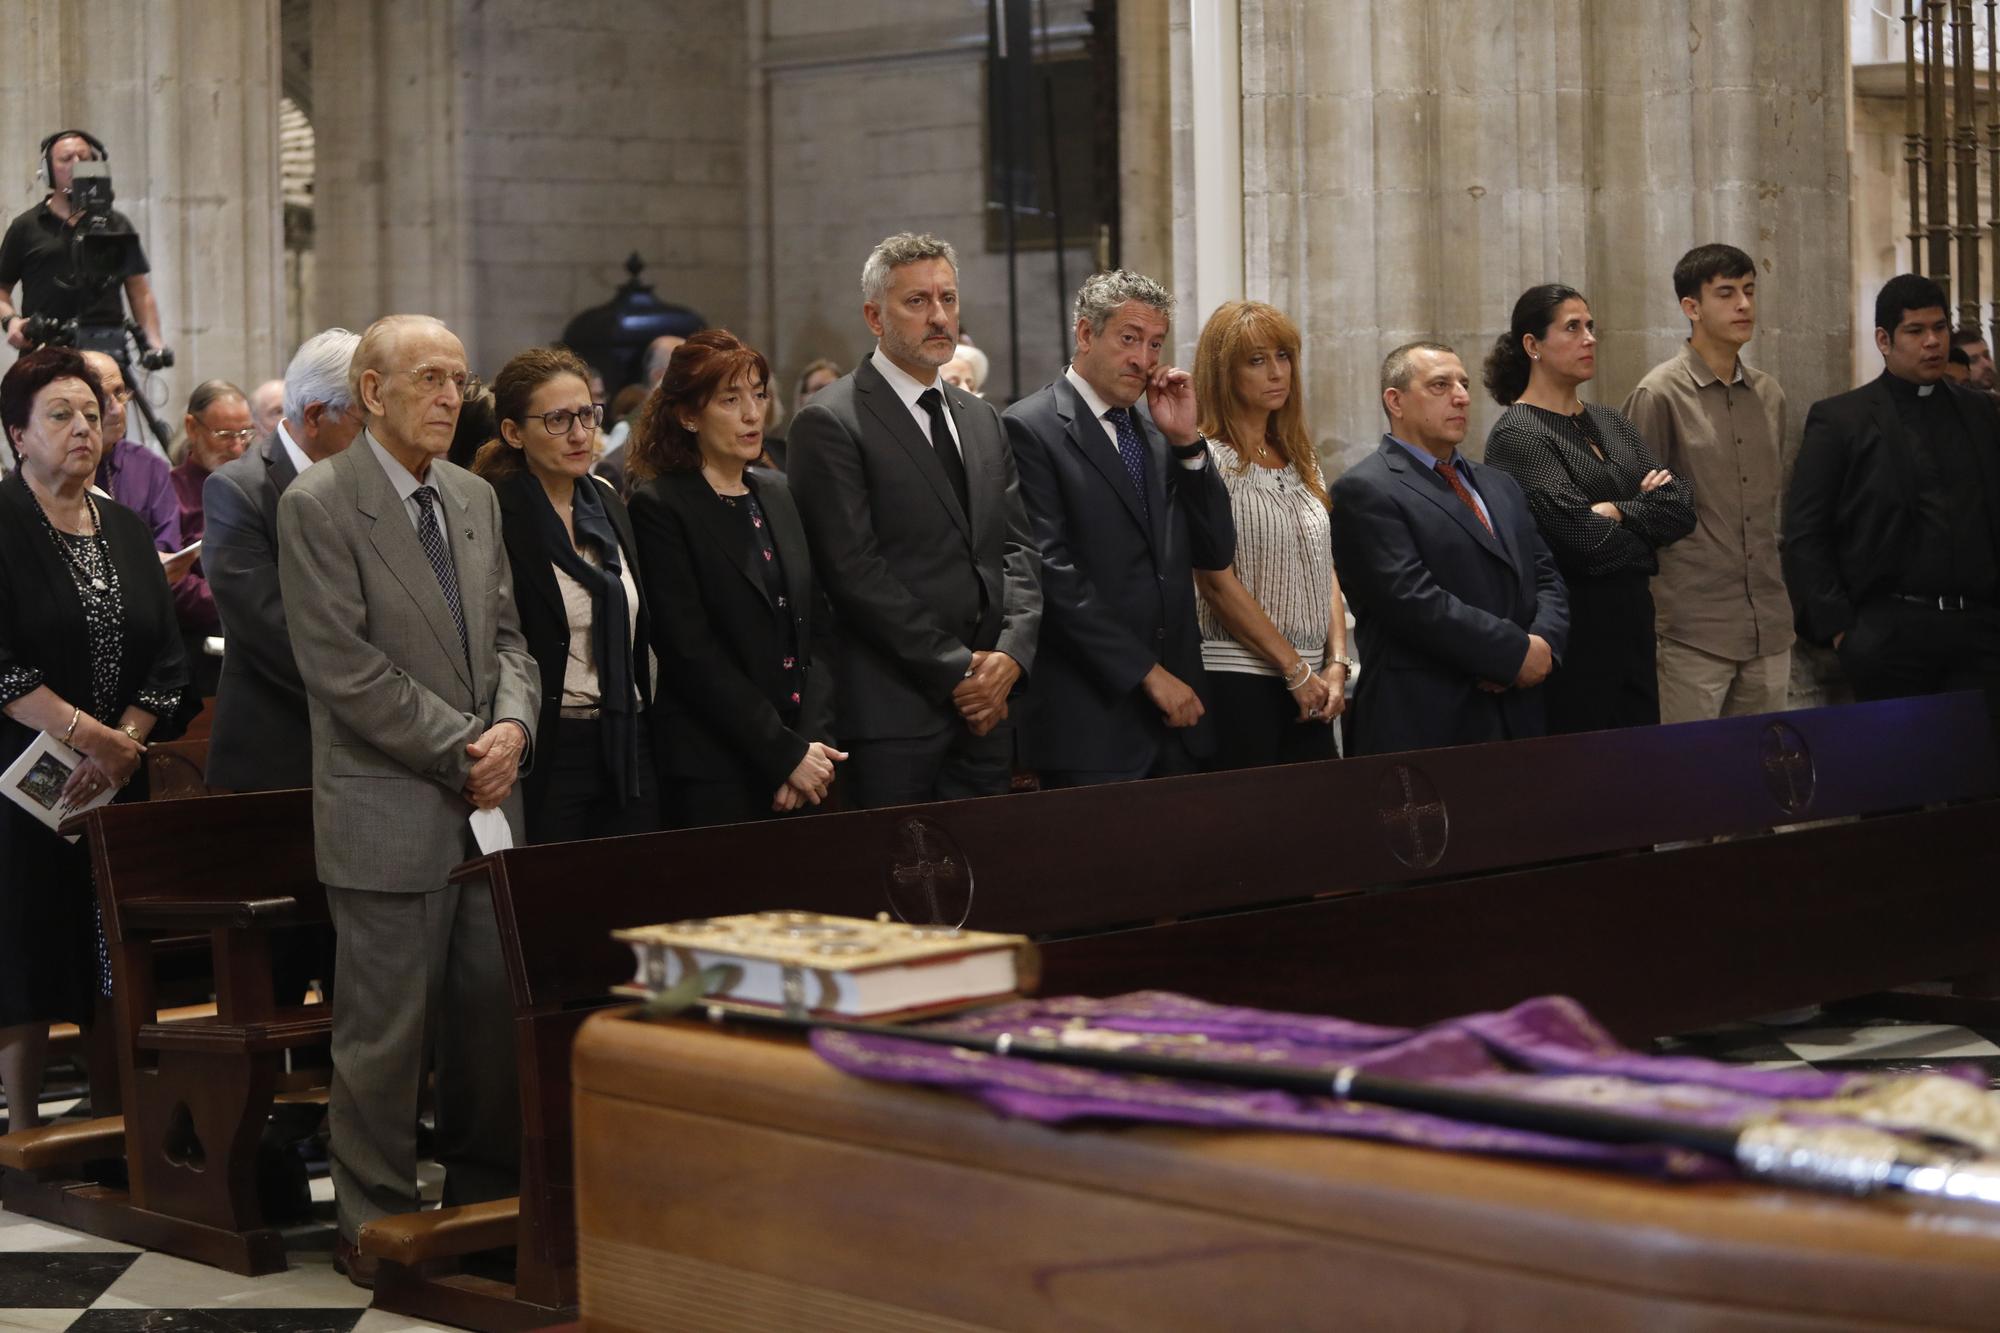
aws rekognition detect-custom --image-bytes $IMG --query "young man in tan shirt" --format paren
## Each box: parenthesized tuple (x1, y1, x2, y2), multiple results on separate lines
(1623, 243, 1794, 722)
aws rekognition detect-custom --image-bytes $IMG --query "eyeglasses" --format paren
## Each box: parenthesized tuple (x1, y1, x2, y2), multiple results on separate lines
(398, 365, 470, 398)
(522, 405, 604, 435)
(200, 425, 258, 443)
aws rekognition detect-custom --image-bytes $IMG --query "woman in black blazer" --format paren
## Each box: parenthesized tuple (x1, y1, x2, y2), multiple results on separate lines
(1482, 284, 1696, 734)
(0, 349, 194, 1128)
(475, 347, 659, 843)
(626, 329, 842, 827)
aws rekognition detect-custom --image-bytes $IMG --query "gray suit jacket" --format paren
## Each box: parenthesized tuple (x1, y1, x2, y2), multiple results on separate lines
(203, 432, 309, 790)
(786, 357, 1041, 740)
(277, 432, 539, 893)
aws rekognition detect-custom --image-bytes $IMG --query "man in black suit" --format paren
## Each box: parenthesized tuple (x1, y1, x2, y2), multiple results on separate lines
(1784, 273, 2000, 702)
(204, 326, 364, 790)
(1003, 270, 1235, 786)
(1330, 342, 1567, 755)
(787, 233, 1041, 807)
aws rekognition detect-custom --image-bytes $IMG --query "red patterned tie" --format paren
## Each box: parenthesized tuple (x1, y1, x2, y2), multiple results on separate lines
(1438, 456, 1492, 535)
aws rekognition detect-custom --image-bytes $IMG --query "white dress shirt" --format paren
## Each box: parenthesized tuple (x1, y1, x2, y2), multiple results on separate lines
(1063, 365, 1205, 471)
(366, 432, 461, 584)
(276, 419, 315, 478)
(871, 345, 963, 459)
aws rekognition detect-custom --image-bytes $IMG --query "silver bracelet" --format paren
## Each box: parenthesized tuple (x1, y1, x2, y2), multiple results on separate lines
(1283, 659, 1313, 691)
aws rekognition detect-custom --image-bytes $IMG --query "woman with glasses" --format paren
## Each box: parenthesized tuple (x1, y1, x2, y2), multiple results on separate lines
(0, 349, 193, 1130)
(627, 329, 843, 828)
(170, 379, 255, 696)
(473, 346, 659, 842)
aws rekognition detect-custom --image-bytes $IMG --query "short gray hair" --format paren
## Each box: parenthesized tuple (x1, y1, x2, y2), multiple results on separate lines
(861, 232, 958, 307)
(1380, 341, 1458, 396)
(283, 327, 361, 424)
(1072, 269, 1174, 337)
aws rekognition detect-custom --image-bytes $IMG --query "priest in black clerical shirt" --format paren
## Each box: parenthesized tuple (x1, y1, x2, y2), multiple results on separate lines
(1783, 272, 2000, 703)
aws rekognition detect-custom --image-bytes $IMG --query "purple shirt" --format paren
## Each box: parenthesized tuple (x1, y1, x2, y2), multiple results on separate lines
(169, 457, 218, 634)
(96, 439, 181, 552)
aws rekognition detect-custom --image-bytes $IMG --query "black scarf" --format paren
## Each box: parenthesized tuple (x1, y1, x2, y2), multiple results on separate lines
(533, 476, 640, 803)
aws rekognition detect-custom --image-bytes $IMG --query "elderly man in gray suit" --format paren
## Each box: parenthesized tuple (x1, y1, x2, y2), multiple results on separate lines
(277, 313, 538, 1286)
(787, 232, 1041, 807)
(204, 327, 363, 791)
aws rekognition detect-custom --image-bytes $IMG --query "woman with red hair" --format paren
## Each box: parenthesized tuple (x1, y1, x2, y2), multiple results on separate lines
(627, 330, 843, 826)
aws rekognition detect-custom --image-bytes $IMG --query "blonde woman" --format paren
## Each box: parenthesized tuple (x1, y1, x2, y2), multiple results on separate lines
(1191, 301, 1351, 767)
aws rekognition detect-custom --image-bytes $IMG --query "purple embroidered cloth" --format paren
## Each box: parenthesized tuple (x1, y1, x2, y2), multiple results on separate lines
(811, 992, 1970, 1178)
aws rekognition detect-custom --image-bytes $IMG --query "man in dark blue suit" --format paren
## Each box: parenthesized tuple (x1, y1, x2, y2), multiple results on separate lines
(1004, 270, 1235, 786)
(1331, 342, 1568, 755)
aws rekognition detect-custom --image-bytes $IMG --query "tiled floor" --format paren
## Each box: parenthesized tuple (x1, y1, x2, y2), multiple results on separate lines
(5, 1010, 2000, 1329)
(0, 1082, 455, 1333)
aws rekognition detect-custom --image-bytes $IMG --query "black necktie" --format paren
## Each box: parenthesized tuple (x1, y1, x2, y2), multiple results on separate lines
(918, 387, 971, 515)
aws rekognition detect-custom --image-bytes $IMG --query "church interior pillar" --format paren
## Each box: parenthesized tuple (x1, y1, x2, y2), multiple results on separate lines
(0, 0, 286, 410)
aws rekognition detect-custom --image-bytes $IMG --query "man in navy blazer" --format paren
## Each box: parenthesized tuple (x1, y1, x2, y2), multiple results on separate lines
(1331, 342, 1568, 755)
(1004, 270, 1235, 785)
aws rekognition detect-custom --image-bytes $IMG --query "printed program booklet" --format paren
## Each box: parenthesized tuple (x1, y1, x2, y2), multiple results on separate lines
(1, 730, 117, 841)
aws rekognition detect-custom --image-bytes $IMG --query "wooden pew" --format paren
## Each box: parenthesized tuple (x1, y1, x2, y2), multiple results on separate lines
(0, 791, 329, 1276)
(571, 1010, 2000, 1332)
(373, 691, 1996, 1330)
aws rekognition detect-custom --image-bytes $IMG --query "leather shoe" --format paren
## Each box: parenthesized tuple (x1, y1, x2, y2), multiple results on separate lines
(333, 1235, 378, 1290)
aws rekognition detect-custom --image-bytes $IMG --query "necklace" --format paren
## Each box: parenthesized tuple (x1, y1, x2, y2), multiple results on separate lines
(33, 490, 110, 592)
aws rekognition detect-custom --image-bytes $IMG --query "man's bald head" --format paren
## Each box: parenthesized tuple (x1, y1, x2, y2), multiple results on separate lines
(79, 350, 128, 444)
(250, 379, 284, 438)
(645, 334, 685, 386)
(351, 314, 467, 467)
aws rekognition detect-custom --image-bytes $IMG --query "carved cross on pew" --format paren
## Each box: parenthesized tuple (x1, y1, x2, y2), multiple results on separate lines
(1377, 764, 1450, 869)
(1759, 722, 1818, 817)
(887, 817, 973, 928)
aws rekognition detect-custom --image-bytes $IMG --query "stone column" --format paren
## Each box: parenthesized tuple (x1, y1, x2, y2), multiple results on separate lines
(0, 0, 286, 412)
(1235, 0, 1852, 474)
(309, 0, 469, 345)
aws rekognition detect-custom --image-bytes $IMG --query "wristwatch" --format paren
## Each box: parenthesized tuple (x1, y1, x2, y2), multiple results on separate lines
(118, 722, 145, 745)
(1328, 654, 1358, 679)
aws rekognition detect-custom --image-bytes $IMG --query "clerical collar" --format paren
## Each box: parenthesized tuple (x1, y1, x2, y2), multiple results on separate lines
(1885, 370, 1941, 400)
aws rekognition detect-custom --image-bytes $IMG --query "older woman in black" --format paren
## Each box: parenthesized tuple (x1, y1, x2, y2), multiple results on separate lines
(0, 349, 192, 1130)
(1483, 284, 1696, 733)
(475, 346, 659, 843)
(627, 330, 843, 827)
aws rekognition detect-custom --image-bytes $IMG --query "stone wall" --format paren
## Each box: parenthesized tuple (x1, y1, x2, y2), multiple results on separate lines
(312, 0, 749, 377)
(757, 0, 1098, 405)
(1233, 0, 1853, 475)
(0, 0, 286, 422)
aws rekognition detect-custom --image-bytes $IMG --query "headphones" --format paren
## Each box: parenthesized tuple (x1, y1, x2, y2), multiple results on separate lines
(38, 129, 107, 187)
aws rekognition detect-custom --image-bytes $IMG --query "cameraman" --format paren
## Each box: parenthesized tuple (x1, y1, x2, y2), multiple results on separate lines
(0, 131, 162, 353)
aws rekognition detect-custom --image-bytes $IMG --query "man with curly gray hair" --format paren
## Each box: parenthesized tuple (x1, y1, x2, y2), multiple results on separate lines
(787, 232, 1042, 808)
(1002, 269, 1235, 786)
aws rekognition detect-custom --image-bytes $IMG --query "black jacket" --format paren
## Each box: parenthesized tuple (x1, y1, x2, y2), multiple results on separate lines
(628, 467, 835, 790)
(494, 471, 654, 831)
(202, 433, 310, 790)
(1783, 373, 2000, 646)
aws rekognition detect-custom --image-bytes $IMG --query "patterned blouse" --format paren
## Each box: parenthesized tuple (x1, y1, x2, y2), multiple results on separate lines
(0, 496, 182, 996)
(1482, 402, 1697, 581)
(1194, 440, 1334, 675)
(718, 485, 803, 722)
